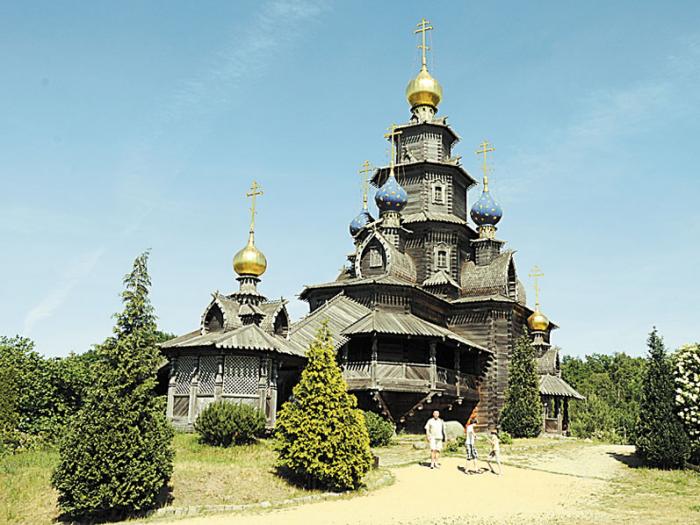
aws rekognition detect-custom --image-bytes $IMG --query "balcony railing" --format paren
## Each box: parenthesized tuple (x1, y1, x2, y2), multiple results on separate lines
(342, 361, 478, 395)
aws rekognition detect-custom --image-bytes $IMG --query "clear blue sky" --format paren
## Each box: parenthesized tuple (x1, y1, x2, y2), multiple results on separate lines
(2, 1, 699, 358)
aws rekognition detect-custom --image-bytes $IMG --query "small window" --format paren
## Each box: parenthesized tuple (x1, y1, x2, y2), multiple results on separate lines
(369, 248, 382, 268)
(437, 250, 448, 269)
(433, 184, 445, 204)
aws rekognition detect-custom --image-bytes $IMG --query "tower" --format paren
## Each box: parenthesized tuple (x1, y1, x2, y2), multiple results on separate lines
(470, 140, 505, 266)
(373, 18, 478, 288)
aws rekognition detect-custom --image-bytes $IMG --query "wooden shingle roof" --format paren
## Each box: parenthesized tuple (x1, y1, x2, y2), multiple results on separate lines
(540, 374, 585, 400)
(341, 310, 491, 353)
(460, 250, 514, 297)
(423, 270, 461, 289)
(288, 294, 371, 354)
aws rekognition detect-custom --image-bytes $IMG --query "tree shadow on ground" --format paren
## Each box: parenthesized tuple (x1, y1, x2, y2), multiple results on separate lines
(607, 451, 644, 468)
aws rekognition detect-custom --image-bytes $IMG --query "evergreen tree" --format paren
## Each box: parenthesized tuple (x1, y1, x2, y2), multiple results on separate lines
(52, 252, 174, 520)
(635, 329, 690, 469)
(500, 332, 543, 437)
(275, 322, 372, 491)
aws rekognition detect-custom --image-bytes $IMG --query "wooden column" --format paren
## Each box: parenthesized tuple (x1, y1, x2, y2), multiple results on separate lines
(340, 344, 348, 371)
(214, 354, 224, 401)
(371, 333, 378, 388)
(269, 359, 279, 428)
(258, 356, 271, 421)
(166, 355, 176, 419)
(454, 349, 461, 398)
(188, 356, 199, 425)
(429, 340, 437, 390)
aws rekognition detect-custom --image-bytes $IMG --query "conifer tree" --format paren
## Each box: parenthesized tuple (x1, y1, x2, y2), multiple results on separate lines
(52, 252, 174, 520)
(635, 329, 690, 469)
(275, 322, 372, 491)
(500, 332, 543, 437)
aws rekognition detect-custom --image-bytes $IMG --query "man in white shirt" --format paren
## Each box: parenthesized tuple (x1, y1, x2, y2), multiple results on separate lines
(424, 410, 445, 469)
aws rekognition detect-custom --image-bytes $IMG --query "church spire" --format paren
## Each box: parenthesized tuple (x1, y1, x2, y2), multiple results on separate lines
(233, 181, 267, 277)
(470, 140, 503, 240)
(406, 18, 443, 121)
(349, 161, 375, 237)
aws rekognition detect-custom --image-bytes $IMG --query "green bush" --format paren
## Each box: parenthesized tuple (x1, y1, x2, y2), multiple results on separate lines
(498, 431, 513, 445)
(445, 434, 466, 453)
(635, 329, 690, 469)
(673, 343, 700, 464)
(195, 401, 265, 446)
(275, 322, 372, 491)
(363, 411, 394, 447)
(500, 332, 543, 438)
(52, 253, 174, 521)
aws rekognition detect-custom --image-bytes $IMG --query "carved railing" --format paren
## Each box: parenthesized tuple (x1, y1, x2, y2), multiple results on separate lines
(343, 361, 477, 393)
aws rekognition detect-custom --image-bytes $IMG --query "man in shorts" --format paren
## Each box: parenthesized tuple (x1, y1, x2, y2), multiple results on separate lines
(425, 410, 445, 469)
(465, 417, 479, 473)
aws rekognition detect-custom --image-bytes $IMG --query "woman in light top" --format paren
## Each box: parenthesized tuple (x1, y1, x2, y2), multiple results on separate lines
(464, 417, 479, 473)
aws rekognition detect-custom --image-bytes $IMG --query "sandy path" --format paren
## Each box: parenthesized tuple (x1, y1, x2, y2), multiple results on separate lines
(159, 444, 633, 525)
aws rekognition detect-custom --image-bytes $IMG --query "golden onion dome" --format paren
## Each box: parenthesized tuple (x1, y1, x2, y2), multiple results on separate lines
(406, 66, 443, 108)
(528, 307, 550, 332)
(233, 232, 267, 277)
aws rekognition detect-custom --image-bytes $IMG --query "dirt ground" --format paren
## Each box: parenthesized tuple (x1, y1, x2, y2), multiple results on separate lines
(158, 443, 634, 525)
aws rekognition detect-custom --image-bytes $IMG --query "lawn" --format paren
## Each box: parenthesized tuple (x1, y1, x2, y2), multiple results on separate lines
(0, 433, 385, 525)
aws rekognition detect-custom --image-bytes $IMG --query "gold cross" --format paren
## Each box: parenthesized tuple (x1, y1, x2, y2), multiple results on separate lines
(476, 140, 495, 191)
(415, 18, 433, 68)
(359, 160, 373, 209)
(529, 265, 544, 307)
(246, 180, 264, 233)
(384, 124, 403, 170)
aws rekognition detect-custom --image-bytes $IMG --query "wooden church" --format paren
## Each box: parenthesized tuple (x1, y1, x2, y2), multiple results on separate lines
(162, 19, 582, 433)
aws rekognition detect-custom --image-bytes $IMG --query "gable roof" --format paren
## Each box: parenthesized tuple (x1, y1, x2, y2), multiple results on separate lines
(423, 269, 461, 289)
(536, 346, 559, 375)
(356, 231, 417, 283)
(288, 293, 371, 355)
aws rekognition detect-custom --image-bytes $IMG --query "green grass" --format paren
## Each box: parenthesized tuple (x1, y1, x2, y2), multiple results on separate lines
(599, 466, 700, 524)
(0, 448, 59, 525)
(0, 433, 387, 524)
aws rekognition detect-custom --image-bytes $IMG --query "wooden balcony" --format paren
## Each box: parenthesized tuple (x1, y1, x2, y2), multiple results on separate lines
(343, 361, 479, 398)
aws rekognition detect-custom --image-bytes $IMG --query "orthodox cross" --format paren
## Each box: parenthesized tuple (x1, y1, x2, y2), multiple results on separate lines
(359, 160, 372, 210)
(415, 18, 433, 68)
(529, 265, 544, 307)
(476, 140, 495, 191)
(246, 180, 264, 233)
(384, 124, 403, 171)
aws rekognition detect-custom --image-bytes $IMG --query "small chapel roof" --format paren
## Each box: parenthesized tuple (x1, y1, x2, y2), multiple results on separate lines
(422, 269, 461, 289)
(540, 374, 585, 400)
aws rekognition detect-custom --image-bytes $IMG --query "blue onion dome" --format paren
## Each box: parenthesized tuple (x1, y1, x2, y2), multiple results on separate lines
(349, 209, 374, 236)
(375, 174, 408, 212)
(470, 189, 503, 226)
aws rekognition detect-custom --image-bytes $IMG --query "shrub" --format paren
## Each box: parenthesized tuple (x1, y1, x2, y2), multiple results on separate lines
(498, 431, 513, 445)
(635, 329, 690, 469)
(673, 343, 700, 464)
(275, 322, 372, 491)
(363, 411, 394, 447)
(445, 434, 466, 453)
(195, 401, 265, 446)
(500, 332, 543, 438)
(52, 252, 174, 521)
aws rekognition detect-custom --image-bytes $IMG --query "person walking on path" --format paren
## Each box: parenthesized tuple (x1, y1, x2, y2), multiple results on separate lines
(485, 430, 502, 476)
(425, 410, 446, 469)
(465, 417, 479, 473)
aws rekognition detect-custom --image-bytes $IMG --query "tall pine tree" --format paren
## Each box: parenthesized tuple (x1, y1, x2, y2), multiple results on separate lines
(275, 322, 372, 491)
(635, 328, 690, 469)
(52, 252, 174, 520)
(500, 332, 543, 437)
